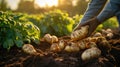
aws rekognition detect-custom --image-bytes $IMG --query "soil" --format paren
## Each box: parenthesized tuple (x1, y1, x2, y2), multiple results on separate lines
(0, 30, 120, 67)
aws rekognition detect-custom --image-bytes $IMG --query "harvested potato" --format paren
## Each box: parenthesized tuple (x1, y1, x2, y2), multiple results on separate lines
(96, 37, 106, 43)
(64, 42, 79, 52)
(52, 35, 58, 43)
(97, 40, 111, 52)
(64, 45, 72, 52)
(93, 32, 102, 37)
(71, 25, 89, 41)
(44, 34, 52, 44)
(78, 41, 86, 50)
(106, 28, 112, 33)
(106, 33, 113, 39)
(81, 47, 101, 61)
(71, 43, 80, 52)
(102, 28, 112, 35)
(58, 40, 65, 50)
(44, 34, 58, 44)
(85, 37, 98, 42)
(22, 44, 36, 54)
(88, 42, 97, 48)
(50, 43, 61, 52)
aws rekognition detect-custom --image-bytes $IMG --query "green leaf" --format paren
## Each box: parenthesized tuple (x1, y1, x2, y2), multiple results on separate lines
(15, 40, 23, 47)
(3, 39, 14, 49)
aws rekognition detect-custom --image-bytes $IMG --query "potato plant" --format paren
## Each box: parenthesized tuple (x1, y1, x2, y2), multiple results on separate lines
(0, 11, 40, 50)
(37, 10, 74, 37)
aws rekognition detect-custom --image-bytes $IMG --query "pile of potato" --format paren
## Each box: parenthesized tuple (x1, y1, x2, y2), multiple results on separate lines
(42, 31, 111, 61)
(22, 27, 113, 61)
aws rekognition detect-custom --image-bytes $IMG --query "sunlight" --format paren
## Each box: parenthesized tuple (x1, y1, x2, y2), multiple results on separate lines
(35, 0, 58, 7)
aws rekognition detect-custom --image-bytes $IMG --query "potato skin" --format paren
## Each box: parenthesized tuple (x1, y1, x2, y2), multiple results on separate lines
(81, 47, 101, 61)
(50, 43, 61, 52)
(22, 44, 36, 54)
(44, 34, 53, 44)
(43, 34, 58, 44)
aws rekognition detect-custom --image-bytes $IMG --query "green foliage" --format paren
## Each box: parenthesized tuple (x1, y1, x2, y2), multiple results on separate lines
(0, 11, 40, 50)
(102, 17, 118, 29)
(96, 24, 103, 32)
(72, 15, 83, 29)
(35, 10, 74, 37)
(96, 17, 118, 31)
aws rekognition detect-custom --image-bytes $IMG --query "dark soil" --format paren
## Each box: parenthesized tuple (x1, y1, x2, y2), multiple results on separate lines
(0, 31, 120, 67)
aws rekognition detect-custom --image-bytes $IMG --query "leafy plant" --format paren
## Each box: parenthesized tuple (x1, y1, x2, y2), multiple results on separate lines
(0, 11, 40, 50)
(102, 17, 118, 29)
(72, 15, 83, 29)
(36, 10, 74, 37)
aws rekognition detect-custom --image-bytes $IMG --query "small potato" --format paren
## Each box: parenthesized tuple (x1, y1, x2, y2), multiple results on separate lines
(71, 44, 80, 52)
(106, 33, 113, 39)
(44, 34, 58, 44)
(96, 37, 106, 43)
(87, 37, 98, 42)
(52, 35, 58, 43)
(71, 25, 89, 41)
(64, 45, 72, 52)
(106, 28, 112, 33)
(50, 43, 61, 52)
(97, 40, 111, 52)
(58, 40, 65, 50)
(88, 42, 97, 48)
(81, 47, 101, 61)
(78, 41, 86, 50)
(22, 44, 36, 54)
(44, 34, 52, 44)
(93, 32, 102, 37)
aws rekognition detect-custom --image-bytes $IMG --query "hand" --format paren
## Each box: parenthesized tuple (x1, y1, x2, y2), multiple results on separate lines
(73, 17, 100, 37)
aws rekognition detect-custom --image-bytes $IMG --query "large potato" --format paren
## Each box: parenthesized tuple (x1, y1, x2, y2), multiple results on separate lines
(81, 47, 101, 61)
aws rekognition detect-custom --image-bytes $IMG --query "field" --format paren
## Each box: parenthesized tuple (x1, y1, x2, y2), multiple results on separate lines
(0, 11, 120, 67)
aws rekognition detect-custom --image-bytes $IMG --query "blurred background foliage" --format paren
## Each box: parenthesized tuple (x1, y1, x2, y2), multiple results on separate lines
(0, 0, 119, 35)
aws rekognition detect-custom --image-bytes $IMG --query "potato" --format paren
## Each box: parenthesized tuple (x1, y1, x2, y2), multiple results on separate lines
(52, 35, 58, 43)
(96, 37, 106, 43)
(88, 42, 97, 48)
(78, 41, 86, 50)
(71, 25, 89, 41)
(44, 34, 52, 44)
(81, 47, 101, 61)
(58, 40, 65, 50)
(106, 33, 113, 39)
(71, 43, 80, 52)
(64, 45, 72, 52)
(44, 34, 58, 44)
(64, 42, 80, 52)
(93, 32, 102, 37)
(106, 28, 112, 33)
(50, 43, 61, 52)
(87, 37, 98, 42)
(97, 40, 111, 52)
(22, 44, 36, 54)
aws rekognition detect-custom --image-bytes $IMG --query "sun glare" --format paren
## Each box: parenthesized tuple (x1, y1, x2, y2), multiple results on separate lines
(35, 0, 58, 7)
